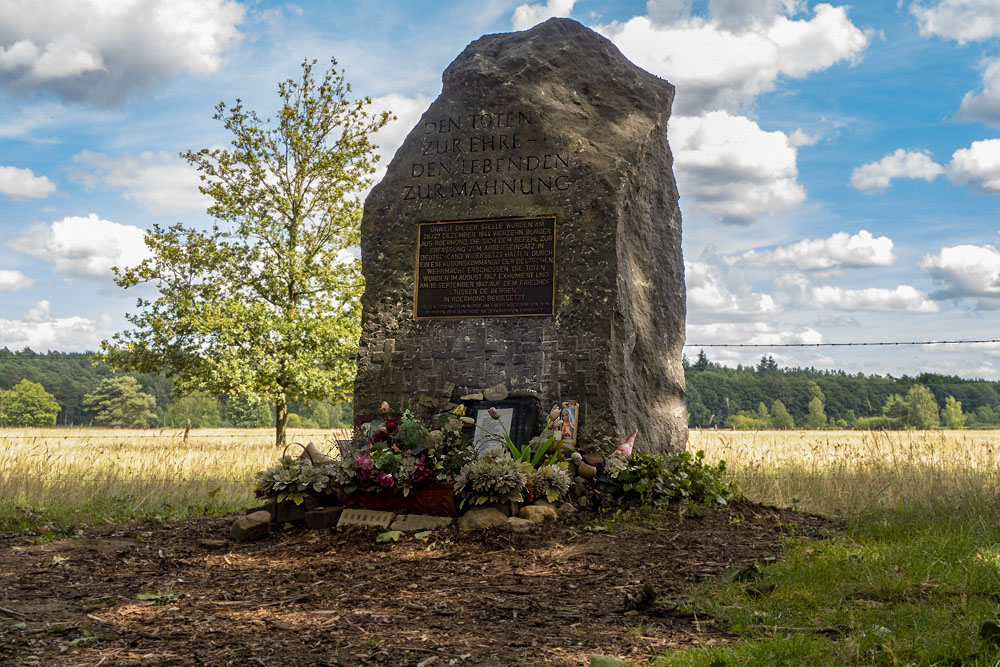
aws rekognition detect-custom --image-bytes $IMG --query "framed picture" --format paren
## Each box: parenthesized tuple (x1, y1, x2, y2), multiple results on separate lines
(473, 407, 514, 456)
(559, 401, 578, 447)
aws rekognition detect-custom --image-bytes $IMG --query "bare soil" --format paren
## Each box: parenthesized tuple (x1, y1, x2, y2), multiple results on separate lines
(0, 499, 831, 666)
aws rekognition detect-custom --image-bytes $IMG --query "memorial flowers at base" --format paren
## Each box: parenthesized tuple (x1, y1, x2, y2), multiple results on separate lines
(252, 400, 581, 509)
(254, 455, 349, 505)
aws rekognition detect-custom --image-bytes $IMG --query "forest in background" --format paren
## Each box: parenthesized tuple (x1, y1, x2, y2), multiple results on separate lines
(0, 348, 352, 428)
(685, 351, 1000, 429)
(4, 347, 1000, 430)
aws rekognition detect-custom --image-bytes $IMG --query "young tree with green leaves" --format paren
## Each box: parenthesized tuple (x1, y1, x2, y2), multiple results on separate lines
(906, 384, 940, 429)
(941, 395, 966, 429)
(803, 396, 827, 429)
(83, 376, 158, 428)
(101, 59, 391, 447)
(770, 399, 795, 429)
(0, 379, 60, 426)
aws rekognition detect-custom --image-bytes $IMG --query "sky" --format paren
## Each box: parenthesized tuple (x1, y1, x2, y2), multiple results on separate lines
(1, 0, 1000, 379)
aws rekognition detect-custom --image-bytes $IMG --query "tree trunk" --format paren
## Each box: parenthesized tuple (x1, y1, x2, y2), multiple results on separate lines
(275, 398, 288, 449)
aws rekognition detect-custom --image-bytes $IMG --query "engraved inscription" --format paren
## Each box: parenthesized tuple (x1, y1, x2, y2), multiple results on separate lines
(414, 217, 556, 319)
(403, 110, 571, 200)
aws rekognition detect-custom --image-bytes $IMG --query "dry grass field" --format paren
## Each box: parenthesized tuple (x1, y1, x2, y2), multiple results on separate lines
(2, 426, 998, 531)
(692, 428, 1000, 517)
(0, 427, 351, 533)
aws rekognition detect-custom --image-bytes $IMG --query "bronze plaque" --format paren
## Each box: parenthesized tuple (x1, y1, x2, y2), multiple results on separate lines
(414, 216, 556, 319)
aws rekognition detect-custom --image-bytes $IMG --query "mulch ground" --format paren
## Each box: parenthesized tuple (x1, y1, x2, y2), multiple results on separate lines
(0, 499, 832, 666)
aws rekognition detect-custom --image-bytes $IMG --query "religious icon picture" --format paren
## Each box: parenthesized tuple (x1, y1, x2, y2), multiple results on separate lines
(559, 401, 578, 447)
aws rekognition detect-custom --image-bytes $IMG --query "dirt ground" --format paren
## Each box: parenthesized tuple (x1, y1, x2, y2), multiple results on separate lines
(0, 499, 831, 666)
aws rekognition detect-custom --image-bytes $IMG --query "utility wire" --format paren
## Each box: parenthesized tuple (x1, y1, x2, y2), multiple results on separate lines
(685, 339, 1000, 348)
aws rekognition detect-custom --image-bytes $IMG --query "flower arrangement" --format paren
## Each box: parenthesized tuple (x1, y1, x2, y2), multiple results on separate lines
(454, 446, 531, 507)
(255, 455, 345, 505)
(343, 403, 442, 496)
(530, 462, 573, 502)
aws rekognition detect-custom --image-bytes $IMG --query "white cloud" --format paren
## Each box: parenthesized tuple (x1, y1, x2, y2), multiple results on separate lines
(686, 321, 823, 346)
(512, 0, 577, 30)
(0, 269, 34, 292)
(670, 111, 806, 223)
(849, 149, 943, 193)
(597, 4, 869, 114)
(947, 139, 1000, 193)
(686, 249, 781, 321)
(920, 243, 1000, 308)
(0, 0, 244, 104)
(957, 57, 1000, 125)
(70, 150, 209, 215)
(0, 165, 55, 200)
(910, 0, 1000, 44)
(10, 214, 150, 280)
(0, 300, 112, 352)
(807, 284, 939, 312)
(368, 93, 434, 175)
(739, 230, 895, 270)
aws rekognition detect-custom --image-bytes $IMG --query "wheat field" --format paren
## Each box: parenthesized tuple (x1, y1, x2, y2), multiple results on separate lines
(0, 428, 351, 532)
(2, 427, 998, 531)
(691, 428, 1000, 516)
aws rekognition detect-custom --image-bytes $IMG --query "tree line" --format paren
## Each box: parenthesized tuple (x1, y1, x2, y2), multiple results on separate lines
(0, 348, 352, 429)
(686, 351, 1000, 429)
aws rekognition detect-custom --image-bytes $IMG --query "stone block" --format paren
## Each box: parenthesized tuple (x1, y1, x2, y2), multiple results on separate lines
(230, 511, 271, 542)
(505, 517, 536, 533)
(305, 507, 343, 530)
(457, 508, 507, 532)
(519, 504, 558, 524)
(354, 18, 686, 456)
(390, 514, 454, 532)
(337, 509, 395, 529)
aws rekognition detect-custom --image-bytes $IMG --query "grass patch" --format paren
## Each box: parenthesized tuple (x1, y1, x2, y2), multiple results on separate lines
(654, 429, 1000, 666)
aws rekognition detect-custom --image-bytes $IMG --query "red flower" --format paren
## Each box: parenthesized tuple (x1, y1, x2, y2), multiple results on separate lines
(385, 418, 399, 432)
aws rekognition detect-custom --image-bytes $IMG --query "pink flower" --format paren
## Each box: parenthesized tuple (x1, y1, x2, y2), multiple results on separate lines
(377, 471, 395, 488)
(488, 406, 501, 420)
(379, 401, 391, 414)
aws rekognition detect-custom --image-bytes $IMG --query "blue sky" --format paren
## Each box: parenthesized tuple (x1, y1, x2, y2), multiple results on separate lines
(1, 0, 1000, 378)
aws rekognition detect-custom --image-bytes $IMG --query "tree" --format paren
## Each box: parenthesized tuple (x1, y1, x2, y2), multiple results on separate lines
(941, 395, 965, 429)
(101, 59, 391, 447)
(0, 379, 60, 426)
(756, 401, 771, 426)
(223, 397, 272, 428)
(803, 396, 827, 429)
(906, 384, 940, 429)
(693, 349, 710, 371)
(770, 400, 795, 429)
(165, 391, 221, 428)
(83, 376, 157, 428)
(882, 393, 908, 427)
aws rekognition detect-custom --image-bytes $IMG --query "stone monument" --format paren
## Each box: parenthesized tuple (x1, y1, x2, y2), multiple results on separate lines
(354, 17, 686, 454)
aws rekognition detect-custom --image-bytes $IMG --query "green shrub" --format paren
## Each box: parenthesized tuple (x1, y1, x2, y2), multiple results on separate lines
(613, 450, 734, 506)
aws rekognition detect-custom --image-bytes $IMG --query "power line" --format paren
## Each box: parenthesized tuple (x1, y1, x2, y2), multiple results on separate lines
(685, 339, 1000, 348)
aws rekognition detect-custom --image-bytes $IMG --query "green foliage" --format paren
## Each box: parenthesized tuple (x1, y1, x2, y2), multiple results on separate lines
(657, 507, 1000, 666)
(726, 412, 770, 430)
(613, 451, 733, 506)
(802, 396, 827, 429)
(83, 376, 157, 428)
(906, 384, 940, 429)
(684, 351, 1000, 430)
(942, 396, 966, 429)
(100, 59, 391, 447)
(164, 391, 220, 428)
(0, 379, 60, 426)
(223, 397, 272, 427)
(770, 400, 795, 429)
